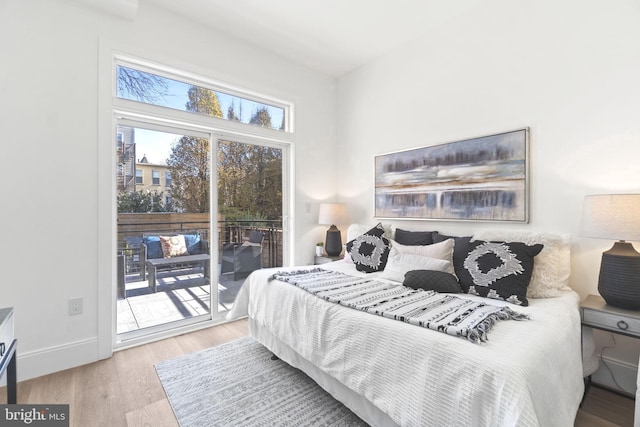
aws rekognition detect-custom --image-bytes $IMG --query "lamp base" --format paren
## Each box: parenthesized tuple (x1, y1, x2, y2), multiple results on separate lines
(598, 241, 640, 310)
(325, 225, 342, 257)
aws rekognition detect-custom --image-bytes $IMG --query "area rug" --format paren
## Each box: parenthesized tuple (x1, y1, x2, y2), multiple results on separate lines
(155, 337, 368, 427)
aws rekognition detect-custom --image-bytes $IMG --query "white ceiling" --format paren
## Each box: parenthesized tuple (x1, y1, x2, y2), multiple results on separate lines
(143, 0, 485, 77)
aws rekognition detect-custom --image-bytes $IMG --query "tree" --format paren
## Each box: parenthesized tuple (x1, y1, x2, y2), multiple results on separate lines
(117, 190, 168, 213)
(186, 86, 223, 118)
(167, 86, 282, 219)
(167, 137, 210, 213)
(117, 66, 168, 103)
(217, 141, 282, 220)
(166, 86, 219, 213)
(249, 107, 272, 128)
(227, 100, 242, 122)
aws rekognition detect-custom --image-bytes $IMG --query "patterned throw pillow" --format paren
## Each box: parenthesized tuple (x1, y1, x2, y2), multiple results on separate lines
(159, 235, 189, 258)
(457, 240, 543, 306)
(346, 223, 391, 273)
(403, 270, 462, 293)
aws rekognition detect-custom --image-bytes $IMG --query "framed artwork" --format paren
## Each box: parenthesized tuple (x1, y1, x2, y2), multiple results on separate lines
(374, 128, 529, 222)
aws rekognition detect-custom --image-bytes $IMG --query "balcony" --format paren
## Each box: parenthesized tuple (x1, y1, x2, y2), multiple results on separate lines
(116, 215, 282, 334)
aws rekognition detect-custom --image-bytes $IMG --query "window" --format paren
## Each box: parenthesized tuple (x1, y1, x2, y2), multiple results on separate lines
(116, 65, 288, 132)
(104, 52, 292, 350)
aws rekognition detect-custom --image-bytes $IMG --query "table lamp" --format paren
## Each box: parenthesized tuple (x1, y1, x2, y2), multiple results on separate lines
(581, 194, 640, 309)
(318, 203, 347, 257)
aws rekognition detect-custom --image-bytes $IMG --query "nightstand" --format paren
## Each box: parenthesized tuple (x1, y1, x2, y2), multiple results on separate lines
(581, 294, 640, 339)
(580, 294, 640, 423)
(314, 255, 343, 265)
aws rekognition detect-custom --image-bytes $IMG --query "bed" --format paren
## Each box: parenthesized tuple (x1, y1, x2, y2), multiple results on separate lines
(228, 226, 584, 427)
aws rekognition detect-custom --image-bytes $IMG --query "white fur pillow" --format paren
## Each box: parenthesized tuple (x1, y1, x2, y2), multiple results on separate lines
(380, 246, 451, 283)
(346, 223, 392, 241)
(471, 230, 571, 298)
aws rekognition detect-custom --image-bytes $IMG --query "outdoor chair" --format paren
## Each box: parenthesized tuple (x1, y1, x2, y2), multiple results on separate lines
(221, 231, 264, 281)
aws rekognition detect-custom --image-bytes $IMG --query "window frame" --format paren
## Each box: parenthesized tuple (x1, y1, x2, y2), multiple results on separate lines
(98, 46, 295, 356)
(114, 57, 294, 135)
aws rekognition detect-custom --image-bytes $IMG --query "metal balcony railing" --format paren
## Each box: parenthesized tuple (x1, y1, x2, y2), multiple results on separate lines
(117, 218, 283, 282)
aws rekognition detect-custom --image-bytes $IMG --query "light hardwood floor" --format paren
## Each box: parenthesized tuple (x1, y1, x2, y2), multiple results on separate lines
(0, 318, 634, 426)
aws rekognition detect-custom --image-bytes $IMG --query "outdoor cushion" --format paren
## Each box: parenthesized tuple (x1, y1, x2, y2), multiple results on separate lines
(183, 233, 202, 255)
(143, 235, 163, 259)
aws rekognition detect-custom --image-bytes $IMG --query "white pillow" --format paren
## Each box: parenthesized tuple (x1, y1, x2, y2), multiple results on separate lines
(380, 246, 452, 283)
(346, 223, 393, 242)
(391, 238, 455, 275)
(471, 230, 571, 298)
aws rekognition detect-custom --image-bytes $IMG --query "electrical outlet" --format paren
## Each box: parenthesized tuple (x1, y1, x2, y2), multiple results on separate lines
(69, 298, 83, 316)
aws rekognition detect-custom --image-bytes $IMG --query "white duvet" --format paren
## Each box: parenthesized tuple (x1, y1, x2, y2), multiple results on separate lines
(229, 261, 584, 427)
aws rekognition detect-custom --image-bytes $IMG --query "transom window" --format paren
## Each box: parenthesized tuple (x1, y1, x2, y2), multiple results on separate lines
(116, 65, 288, 132)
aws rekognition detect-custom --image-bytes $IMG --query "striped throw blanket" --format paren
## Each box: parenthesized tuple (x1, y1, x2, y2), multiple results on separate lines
(269, 268, 528, 343)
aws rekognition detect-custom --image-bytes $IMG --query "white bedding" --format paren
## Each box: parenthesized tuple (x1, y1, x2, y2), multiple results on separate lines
(229, 260, 584, 427)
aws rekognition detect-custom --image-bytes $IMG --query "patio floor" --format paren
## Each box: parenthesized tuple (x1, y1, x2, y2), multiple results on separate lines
(117, 266, 247, 334)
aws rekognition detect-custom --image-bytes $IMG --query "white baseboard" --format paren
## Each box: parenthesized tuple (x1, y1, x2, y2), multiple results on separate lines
(1, 337, 100, 385)
(591, 354, 638, 396)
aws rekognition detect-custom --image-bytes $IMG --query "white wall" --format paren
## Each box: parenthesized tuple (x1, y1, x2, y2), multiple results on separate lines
(0, 0, 337, 380)
(337, 0, 640, 393)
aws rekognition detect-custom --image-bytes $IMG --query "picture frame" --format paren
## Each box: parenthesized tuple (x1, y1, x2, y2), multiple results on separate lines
(374, 128, 529, 222)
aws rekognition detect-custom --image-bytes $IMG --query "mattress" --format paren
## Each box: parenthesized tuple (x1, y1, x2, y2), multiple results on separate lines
(229, 261, 584, 427)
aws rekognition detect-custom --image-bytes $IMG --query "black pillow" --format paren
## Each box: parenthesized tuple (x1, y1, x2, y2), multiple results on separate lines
(457, 240, 544, 306)
(403, 270, 462, 293)
(345, 223, 391, 273)
(432, 232, 472, 285)
(394, 228, 433, 246)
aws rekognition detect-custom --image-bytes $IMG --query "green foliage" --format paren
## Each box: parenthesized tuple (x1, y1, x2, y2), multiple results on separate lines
(167, 136, 210, 213)
(186, 86, 223, 118)
(162, 84, 282, 219)
(217, 140, 282, 220)
(117, 190, 169, 213)
(165, 85, 219, 213)
(249, 107, 272, 128)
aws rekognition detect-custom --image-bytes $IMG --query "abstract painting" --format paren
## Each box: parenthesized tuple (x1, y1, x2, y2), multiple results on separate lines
(374, 128, 529, 222)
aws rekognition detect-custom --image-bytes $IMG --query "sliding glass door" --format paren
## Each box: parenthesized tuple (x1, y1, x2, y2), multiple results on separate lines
(107, 55, 292, 347)
(217, 138, 284, 318)
(116, 124, 213, 341)
(115, 126, 287, 342)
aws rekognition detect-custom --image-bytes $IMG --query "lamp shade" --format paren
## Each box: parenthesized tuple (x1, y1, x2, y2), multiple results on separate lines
(581, 194, 640, 241)
(318, 203, 348, 226)
(581, 194, 640, 309)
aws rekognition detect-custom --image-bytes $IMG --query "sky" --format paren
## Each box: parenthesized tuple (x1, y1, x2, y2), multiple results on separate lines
(119, 66, 286, 164)
(135, 129, 178, 165)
